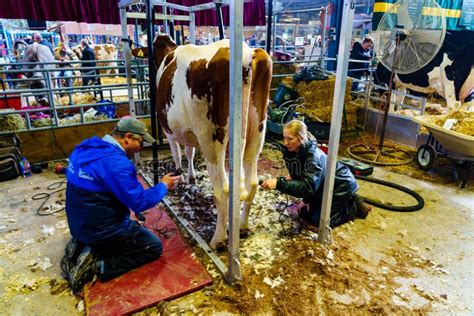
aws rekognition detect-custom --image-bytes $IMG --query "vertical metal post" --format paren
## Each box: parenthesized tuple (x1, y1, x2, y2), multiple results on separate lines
(272, 13, 278, 52)
(120, 8, 136, 117)
(319, 6, 328, 68)
(265, 0, 273, 53)
(189, 12, 196, 44)
(44, 68, 59, 127)
(146, 0, 159, 185)
(227, 0, 243, 283)
(134, 19, 139, 49)
(318, 0, 355, 244)
(163, 1, 170, 35)
(363, 55, 375, 132)
(181, 25, 185, 44)
(216, 1, 225, 40)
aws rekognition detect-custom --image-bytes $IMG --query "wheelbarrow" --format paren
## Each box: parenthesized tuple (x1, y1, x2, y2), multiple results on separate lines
(412, 116, 474, 188)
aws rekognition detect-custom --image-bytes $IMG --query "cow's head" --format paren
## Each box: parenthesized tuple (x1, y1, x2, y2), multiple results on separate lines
(132, 34, 177, 69)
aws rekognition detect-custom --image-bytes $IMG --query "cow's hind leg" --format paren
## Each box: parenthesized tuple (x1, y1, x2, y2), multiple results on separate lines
(168, 139, 183, 174)
(205, 158, 229, 251)
(240, 158, 258, 237)
(185, 146, 196, 183)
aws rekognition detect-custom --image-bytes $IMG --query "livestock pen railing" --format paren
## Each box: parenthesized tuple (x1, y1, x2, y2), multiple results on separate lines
(0, 59, 150, 133)
(0, 55, 427, 134)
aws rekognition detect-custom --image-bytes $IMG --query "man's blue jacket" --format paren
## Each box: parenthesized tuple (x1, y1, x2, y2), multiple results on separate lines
(65, 136, 167, 244)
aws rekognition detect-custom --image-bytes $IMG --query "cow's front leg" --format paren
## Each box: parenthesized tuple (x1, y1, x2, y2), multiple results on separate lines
(185, 145, 196, 183)
(206, 159, 229, 251)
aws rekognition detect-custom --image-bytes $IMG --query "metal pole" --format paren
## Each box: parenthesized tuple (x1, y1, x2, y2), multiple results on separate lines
(44, 69, 59, 127)
(227, 0, 243, 284)
(363, 55, 375, 132)
(146, 0, 159, 185)
(272, 13, 278, 52)
(162, 0, 170, 35)
(318, 0, 355, 244)
(120, 8, 137, 118)
(319, 6, 328, 68)
(189, 12, 196, 44)
(265, 0, 273, 53)
(215, 1, 225, 40)
(378, 35, 400, 150)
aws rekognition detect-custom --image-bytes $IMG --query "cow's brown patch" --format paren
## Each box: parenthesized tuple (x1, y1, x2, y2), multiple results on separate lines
(209, 48, 230, 143)
(103, 45, 115, 55)
(251, 48, 272, 124)
(186, 59, 211, 103)
(156, 59, 177, 134)
(153, 35, 178, 71)
(213, 127, 226, 144)
(93, 46, 101, 59)
(186, 48, 230, 144)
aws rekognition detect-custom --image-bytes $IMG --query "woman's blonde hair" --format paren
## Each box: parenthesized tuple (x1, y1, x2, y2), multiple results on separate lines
(284, 119, 315, 142)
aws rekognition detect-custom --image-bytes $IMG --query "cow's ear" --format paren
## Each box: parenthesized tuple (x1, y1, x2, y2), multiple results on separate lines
(132, 47, 148, 58)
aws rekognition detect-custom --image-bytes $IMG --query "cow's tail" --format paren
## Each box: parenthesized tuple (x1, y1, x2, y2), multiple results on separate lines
(244, 48, 272, 192)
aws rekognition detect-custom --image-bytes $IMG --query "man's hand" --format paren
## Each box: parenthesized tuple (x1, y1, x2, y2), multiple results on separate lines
(261, 178, 277, 190)
(161, 173, 181, 190)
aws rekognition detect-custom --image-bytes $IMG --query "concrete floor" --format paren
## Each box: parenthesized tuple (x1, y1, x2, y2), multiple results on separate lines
(0, 157, 473, 314)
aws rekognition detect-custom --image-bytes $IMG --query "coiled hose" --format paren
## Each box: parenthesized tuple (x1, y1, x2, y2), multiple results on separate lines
(355, 175, 424, 212)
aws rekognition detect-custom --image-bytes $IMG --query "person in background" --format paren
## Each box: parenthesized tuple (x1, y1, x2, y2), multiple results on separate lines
(348, 36, 373, 91)
(80, 39, 97, 87)
(33, 33, 54, 54)
(58, 48, 76, 86)
(261, 120, 371, 230)
(61, 117, 181, 293)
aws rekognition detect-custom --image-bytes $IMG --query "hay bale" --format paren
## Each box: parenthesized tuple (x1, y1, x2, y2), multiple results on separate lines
(0, 110, 26, 131)
(295, 76, 356, 129)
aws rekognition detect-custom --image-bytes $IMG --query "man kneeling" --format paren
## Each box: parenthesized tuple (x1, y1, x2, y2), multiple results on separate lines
(61, 117, 180, 293)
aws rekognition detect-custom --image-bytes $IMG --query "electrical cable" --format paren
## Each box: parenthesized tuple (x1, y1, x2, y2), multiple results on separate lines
(33, 178, 67, 216)
(354, 174, 424, 212)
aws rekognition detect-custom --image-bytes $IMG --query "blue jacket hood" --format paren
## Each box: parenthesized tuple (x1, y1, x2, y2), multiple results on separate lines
(72, 136, 124, 168)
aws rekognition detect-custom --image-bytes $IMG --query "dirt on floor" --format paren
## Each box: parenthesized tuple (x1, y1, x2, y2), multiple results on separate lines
(0, 138, 473, 315)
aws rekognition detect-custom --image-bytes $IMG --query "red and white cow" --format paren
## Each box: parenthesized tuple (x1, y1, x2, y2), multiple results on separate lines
(134, 35, 272, 249)
(72, 44, 118, 75)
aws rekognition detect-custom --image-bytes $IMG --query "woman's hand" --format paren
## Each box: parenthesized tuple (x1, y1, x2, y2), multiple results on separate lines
(285, 175, 292, 180)
(261, 178, 277, 190)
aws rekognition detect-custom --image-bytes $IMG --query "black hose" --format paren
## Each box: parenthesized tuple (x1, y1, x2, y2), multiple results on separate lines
(355, 175, 424, 212)
(33, 178, 67, 216)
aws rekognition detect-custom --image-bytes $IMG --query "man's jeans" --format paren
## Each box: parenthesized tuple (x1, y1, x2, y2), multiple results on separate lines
(91, 221, 163, 281)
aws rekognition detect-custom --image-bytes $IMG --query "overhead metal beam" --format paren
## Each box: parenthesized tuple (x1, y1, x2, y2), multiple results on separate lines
(126, 12, 190, 22)
(119, 0, 143, 9)
(151, 0, 191, 11)
(190, 0, 230, 12)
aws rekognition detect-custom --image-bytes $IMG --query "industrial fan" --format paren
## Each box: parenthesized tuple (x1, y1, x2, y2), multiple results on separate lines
(348, 0, 446, 165)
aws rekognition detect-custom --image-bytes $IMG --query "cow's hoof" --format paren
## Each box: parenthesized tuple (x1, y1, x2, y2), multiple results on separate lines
(210, 241, 226, 252)
(187, 175, 196, 184)
(240, 228, 252, 238)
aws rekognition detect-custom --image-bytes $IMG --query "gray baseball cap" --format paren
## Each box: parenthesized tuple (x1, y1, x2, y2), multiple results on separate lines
(116, 117, 155, 144)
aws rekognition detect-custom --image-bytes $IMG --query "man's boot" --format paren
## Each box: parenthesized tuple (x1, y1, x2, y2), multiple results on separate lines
(354, 196, 372, 219)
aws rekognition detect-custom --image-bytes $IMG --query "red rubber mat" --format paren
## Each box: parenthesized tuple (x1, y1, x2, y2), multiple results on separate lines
(84, 178, 213, 315)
